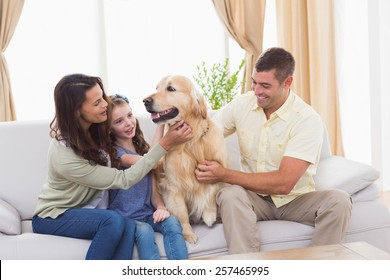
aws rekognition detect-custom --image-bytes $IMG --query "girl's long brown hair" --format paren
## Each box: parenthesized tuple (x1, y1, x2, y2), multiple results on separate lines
(50, 73, 116, 166)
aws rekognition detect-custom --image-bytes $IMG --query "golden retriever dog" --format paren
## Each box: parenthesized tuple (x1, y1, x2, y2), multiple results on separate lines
(143, 75, 228, 243)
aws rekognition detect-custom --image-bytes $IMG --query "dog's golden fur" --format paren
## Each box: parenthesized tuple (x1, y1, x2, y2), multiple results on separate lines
(143, 75, 228, 243)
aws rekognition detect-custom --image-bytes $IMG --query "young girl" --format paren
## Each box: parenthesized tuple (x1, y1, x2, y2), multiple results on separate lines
(108, 94, 188, 260)
(32, 74, 191, 260)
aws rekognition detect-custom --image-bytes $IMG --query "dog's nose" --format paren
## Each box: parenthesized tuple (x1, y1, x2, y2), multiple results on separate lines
(143, 97, 152, 105)
(143, 97, 154, 112)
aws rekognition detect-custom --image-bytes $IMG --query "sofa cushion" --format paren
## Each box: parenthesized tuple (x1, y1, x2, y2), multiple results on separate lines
(0, 199, 21, 235)
(314, 156, 380, 195)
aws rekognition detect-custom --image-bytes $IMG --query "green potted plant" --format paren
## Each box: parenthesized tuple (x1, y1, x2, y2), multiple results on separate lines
(193, 58, 245, 110)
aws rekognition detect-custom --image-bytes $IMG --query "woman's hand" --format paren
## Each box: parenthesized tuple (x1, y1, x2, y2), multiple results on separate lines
(159, 120, 192, 150)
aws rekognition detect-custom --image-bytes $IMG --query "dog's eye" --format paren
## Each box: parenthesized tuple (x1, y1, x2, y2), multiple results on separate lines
(167, 86, 176, 92)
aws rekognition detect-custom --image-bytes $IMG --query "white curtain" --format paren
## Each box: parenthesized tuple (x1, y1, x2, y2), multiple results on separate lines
(334, 0, 390, 191)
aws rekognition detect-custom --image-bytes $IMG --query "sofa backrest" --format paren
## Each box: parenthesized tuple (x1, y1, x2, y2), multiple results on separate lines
(320, 125, 332, 159)
(0, 114, 331, 220)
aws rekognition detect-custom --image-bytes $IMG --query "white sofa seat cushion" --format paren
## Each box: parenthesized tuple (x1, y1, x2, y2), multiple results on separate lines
(0, 199, 21, 235)
(314, 156, 380, 195)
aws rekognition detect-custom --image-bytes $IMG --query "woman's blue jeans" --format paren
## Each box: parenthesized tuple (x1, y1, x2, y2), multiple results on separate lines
(135, 215, 188, 260)
(32, 208, 136, 260)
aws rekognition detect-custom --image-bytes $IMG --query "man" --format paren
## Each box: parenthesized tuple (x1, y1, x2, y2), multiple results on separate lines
(195, 47, 352, 254)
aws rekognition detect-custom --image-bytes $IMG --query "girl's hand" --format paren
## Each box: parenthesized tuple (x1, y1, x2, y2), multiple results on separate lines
(153, 207, 170, 223)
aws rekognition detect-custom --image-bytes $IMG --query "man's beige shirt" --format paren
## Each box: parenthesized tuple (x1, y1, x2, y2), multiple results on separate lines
(214, 90, 324, 207)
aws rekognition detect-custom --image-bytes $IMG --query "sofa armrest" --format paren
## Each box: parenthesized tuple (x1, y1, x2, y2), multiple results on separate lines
(314, 156, 380, 196)
(0, 198, 21, 235)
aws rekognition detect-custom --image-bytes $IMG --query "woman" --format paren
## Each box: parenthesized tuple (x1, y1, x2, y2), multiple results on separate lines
(32, 74, 191, 260)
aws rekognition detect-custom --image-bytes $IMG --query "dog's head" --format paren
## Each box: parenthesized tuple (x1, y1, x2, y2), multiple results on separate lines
(143, 75, 208, 125)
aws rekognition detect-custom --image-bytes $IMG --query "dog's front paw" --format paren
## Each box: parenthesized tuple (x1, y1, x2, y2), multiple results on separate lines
(182, 223, 198, 244)
(184, 232, 198, 244)
(202, 209, 217, 227)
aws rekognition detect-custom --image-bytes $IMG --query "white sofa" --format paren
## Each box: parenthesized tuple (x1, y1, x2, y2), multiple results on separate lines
(1, 115, 390, 260)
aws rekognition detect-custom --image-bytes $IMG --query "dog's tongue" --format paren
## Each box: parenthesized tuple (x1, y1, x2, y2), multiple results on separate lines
(151, 112, 160, 120)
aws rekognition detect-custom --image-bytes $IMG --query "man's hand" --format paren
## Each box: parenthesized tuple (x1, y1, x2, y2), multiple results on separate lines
(195, 160, 225, 184)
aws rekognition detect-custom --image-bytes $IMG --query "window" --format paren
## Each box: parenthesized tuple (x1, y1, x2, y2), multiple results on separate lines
(7, 0, 228, 119)
(7, 0, 104, 120)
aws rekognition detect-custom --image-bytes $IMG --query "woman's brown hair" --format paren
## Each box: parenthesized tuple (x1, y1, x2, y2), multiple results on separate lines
(50, 73, 116, 166)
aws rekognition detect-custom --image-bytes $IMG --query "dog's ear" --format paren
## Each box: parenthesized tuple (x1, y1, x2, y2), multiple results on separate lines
(192, 87, 208, 119)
